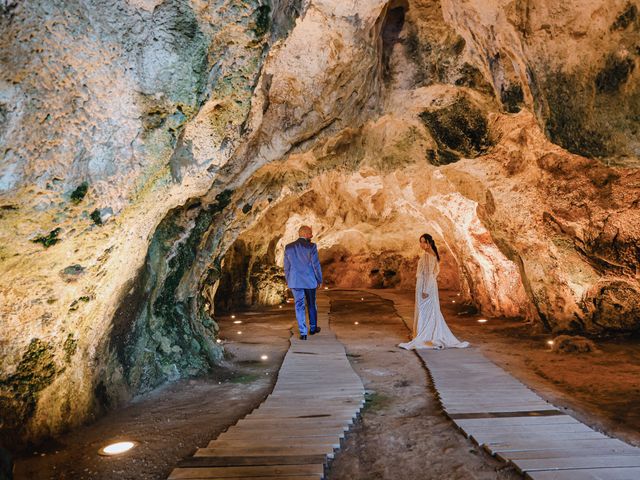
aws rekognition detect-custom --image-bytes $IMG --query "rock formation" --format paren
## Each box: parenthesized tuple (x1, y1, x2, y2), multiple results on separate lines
(1, 0, 638, 446)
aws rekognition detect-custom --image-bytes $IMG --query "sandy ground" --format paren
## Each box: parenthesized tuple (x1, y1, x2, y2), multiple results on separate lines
(373, 289, 640, 449)
(13, 287, 639, 479)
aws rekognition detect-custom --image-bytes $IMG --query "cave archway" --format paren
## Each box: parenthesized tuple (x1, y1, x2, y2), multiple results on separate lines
(212, 171, 533, 322)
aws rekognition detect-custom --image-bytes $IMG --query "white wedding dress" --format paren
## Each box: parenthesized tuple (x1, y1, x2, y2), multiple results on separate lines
(399, 252, 469, 350)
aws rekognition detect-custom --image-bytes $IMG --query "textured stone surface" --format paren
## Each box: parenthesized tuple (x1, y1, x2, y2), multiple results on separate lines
(0, 0, 639, 447)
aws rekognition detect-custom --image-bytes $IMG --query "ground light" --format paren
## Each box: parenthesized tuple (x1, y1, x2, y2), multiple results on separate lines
(98, 441, 137, 456)
(477, 319, 488, 323)
(279, 305, 283, 309)
(231, 315, 236, 319)
(547, 340, 554, 346)
(354, 321, 359, 325)
(216, 338, 223, 343)
(233, 320, 242, 324)
(261, 355, 268, 360)
(237, 331, 242, 335)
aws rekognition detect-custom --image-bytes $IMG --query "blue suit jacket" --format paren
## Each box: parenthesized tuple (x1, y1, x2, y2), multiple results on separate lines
(284, 238, 323, 289)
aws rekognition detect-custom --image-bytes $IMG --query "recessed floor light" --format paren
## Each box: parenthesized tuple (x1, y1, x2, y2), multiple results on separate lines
(261, 355, 268, 360)
(233, 320, 242, 324)
(477, 319, 487, 323)
(237, 331, 242, 335)
(547, 340, 554, 346)
(98, 441, 137, 456)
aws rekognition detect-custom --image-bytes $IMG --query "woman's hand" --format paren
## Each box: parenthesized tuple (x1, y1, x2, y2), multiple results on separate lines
(421, 292, 429, 299)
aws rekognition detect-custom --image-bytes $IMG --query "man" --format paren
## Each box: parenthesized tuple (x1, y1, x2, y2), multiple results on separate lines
(283, 225, 323, 340)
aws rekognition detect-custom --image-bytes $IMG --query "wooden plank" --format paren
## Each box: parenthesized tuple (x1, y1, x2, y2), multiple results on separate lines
(168, 464, 323, 479)
(236, 418, 353, 427)
(219, 429, 347, 440)
(445, 406, 555, 414)
(224, 424, 349, 434)
(498, 447, 640, 461)
(449, 410, 563, 419)
(210, 439, 341, 449)
(526, 467, 640, 480)
(464, 423, 595, 440)
(177, 455, 327, 468)
(194, 446, 335, 457)
(486, 438, 629, 454)
(514, 455, 640, 473)
(476, 431, 607, 444)
(170, 475, 321, 480)
(454, 415, 579, 429)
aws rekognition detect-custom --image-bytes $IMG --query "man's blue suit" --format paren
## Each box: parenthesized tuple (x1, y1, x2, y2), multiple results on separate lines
(284, 237, 323, 336)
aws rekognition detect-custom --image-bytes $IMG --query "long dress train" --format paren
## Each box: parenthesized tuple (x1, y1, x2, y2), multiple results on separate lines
(399, 252, 469, 350)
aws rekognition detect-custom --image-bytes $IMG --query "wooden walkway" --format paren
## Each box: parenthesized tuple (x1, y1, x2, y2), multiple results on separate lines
(374, 289, 640, 480)
(168, 294, 365, 480)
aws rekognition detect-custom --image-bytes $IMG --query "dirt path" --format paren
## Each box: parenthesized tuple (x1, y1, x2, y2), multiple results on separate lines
(325, 290, 519, 480)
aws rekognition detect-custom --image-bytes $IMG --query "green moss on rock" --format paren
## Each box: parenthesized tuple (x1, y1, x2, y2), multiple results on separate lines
(31, 228, 62, 248)
(70, 182, 89, 204)
(116, 190, 232, 393)
(63, 334, 78, 363)
(0, 339, 59, 441)
(90, 209, 103, 226)
(253, 4, 271, 38)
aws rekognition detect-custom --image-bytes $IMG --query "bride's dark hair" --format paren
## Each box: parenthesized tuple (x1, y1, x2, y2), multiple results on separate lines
(420, 233, 440, 261)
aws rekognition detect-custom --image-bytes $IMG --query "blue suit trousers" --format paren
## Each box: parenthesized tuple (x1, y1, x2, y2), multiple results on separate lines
(291, 288, 318, 336)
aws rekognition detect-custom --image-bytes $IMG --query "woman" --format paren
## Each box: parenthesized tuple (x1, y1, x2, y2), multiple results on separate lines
(399, 233, 469, 350)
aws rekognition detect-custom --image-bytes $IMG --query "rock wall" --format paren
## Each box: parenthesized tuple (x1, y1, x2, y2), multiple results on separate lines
(1, 0, 639, 447)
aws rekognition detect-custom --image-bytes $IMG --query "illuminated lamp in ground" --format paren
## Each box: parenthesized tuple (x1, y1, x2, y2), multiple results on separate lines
(98, 441, 137, 456)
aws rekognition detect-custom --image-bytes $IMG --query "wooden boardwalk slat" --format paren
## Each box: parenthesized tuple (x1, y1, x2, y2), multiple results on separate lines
(168, 464, 323, 479)
(168, 294, 364, 480)
(194, 446, 336, 458)
(488, 438, 631, 454)
(178, 455, 328, 468)
(526, 467, 640, 480)
(515, 455, 640, 472)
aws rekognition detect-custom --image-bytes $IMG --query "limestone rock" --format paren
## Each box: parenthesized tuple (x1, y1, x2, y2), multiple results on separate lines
(551, 335, 599, 354)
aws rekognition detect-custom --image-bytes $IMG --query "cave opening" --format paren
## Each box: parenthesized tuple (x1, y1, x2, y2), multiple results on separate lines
(381, 2, 408, 80)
